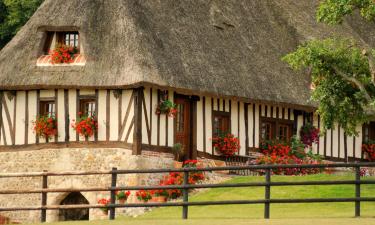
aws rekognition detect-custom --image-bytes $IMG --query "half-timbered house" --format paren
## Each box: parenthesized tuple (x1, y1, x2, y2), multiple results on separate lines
(1, 0, 375, 162)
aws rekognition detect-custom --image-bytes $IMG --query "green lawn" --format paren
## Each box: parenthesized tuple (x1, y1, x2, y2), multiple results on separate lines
(32, 174, 375, 225)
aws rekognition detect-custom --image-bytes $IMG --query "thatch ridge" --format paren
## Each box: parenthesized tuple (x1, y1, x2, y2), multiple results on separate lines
(0, 0, 374, 107)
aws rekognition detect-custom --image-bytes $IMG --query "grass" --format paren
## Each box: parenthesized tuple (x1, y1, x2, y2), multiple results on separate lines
(31, 173, 375, 225)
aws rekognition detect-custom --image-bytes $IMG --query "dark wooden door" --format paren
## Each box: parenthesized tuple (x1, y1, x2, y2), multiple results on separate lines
(175, 97, 192, 159)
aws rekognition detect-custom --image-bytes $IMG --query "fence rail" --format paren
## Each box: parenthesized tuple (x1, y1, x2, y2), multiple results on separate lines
(0, 163, 375, 222)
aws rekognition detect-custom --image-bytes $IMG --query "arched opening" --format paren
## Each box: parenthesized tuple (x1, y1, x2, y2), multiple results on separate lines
(58, 192, 89, 221)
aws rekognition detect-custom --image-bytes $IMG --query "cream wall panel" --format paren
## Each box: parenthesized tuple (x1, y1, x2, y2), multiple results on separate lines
(28, 91, 37, 144)
(160, 114, 167, 146)
(213, 98, 218, 111)
(80, 89, 95, 96)
(339, 127, 345, 158)
(151, 89, 158, 145)
(197, 99, 204, 152)
(347, 135, 354, 158)
(2, 92, 14, 145)
(121, 90, 134, 143)
(332, 127, 339, 158)
(15, 92, 26, 145)
(248, 104, 254, 148)
(109, 91, 119, 141)
(239, 102, 246, 155)
(68, 90, 77, 142)
(219, 99, 224, 111)
(284, 108, 288, 120)
(97, 90, 107, 141)
(142, 88, 150, 144)
(57, 90, 65, 142)
(225, 99, 230, 112)
(254, 104, 260, 148)
(231, 101, 239, 137)
(40, 90, 55, 98)
(326, 129, 332, 157)
(205, 97, 213, 154)
(312, 114, 319, 154)
(290, 109, 294, 120)
(167, 91, 174, 147)
(355, 125, 363, 159)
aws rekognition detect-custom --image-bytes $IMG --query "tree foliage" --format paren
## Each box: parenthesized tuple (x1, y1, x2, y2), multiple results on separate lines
(285, 0, 375, 136)
(0, 0, 43, 49)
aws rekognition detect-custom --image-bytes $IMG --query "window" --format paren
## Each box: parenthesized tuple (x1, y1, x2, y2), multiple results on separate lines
(43, 31, 80, 54)
(261, 121, 275, 141)
(260, 119, 293, 142)
(79, 99, 96, 117)
(363, 122, 375, 143)
(39, 100, 55, 117)
(176, 103, 185, 133)
(212, 111, 230, 137)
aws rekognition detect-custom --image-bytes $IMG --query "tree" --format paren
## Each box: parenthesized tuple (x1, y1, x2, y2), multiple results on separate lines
(0, 0, 43, 49)
(283, 0, 375, 136)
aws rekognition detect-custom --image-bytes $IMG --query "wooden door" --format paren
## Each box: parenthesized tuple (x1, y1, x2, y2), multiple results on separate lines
(174, 97, 192, 159)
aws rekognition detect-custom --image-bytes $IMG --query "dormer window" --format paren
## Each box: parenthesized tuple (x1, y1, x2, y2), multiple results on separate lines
(38, 30, 86, 66)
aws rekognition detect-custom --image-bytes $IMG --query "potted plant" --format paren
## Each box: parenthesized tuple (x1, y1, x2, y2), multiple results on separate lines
(135, 190, 152, 203)
(50, 44, 78, 64)
(212, 133, 240, 157)
(97, 198, 110, 215)
(116, 191, 130, 204)
(156, 99, 177, 117)
(72, 112, 98, 138)
(33, 115, 57, 141)
(151, 189, 168, 203)
(172, 143, 184, 163)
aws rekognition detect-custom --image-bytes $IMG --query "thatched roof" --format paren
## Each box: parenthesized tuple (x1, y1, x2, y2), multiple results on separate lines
(0, 0, 374, 108)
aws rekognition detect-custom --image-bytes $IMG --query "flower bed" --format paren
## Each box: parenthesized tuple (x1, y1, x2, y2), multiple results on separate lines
(212, 133, 240, 157)
(257, 138, 322, 175)
(50, 44, 78, 64)
(33, 115, 57, 140)
(72, 112, 98, 138)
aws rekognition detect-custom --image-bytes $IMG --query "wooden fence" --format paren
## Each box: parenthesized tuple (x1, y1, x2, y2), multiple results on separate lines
(0, 163, 375, 222)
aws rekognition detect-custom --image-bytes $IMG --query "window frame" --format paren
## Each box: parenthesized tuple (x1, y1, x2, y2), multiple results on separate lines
(39, 99, 56, 118)
(43, 31, 80, 54)
(363, 122, 375, 143)
(260, 117, 293, 142)
(212, 111, 231, 137)
(79, 98, 96, 118)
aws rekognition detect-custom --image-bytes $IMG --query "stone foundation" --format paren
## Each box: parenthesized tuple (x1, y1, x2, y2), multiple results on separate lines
(0, 148, 174, 223)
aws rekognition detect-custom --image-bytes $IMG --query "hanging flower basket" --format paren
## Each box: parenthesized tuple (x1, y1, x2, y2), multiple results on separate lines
(212, 133, 240, 157)
(33, 115, 57, 140)
(300, 123, 320, 147)
(49, 44, 78, 64)
(156, 99, 177, 117)
(72, 112, 98, 138)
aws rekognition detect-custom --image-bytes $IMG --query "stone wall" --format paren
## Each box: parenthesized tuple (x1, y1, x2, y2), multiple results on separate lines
(0, 148, 174, 223)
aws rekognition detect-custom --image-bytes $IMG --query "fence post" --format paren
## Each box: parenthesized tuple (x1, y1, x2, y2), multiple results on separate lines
(182, 170, 189, 219)
(264, 168, 271, 219)
(40, 170, 48, 223)
(355, 166, 361, 217)
(109, 167, 118, 220)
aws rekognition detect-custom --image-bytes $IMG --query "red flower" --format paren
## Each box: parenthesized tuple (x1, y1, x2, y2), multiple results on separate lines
(50, 44, 78, 64)
(72, 112, 98, 138)
(212, 133, 240, 157)
(32, 115, 57, 140)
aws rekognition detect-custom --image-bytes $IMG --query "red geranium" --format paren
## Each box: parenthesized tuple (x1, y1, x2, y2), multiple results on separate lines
(135, 190, 152, 202)
(212, 133, 240, 157)
(97, 198, 110, 212)
(49, 44, 78, 64)
(33, 115, 57, 140)
(362, 143, 375, 161)
(72, 112, 98, 138)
